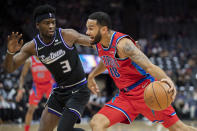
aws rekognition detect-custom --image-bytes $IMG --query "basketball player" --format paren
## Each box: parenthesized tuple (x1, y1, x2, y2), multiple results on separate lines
(16, 56, 55, 131)
(3, 5, 90, 131)
(86, 12, 197, 131)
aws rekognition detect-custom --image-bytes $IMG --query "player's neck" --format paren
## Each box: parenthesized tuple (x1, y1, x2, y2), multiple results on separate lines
(39, 34, 54, 44)
(100, 30, 114, 48)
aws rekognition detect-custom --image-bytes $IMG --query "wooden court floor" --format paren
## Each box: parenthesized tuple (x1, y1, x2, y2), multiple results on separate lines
(1, 120, 197, 131)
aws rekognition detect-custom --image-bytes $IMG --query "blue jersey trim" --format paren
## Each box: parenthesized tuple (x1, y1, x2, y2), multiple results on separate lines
(131, 62, 155, 82)
(170, 112, 176, 116)
(32, 83, 37, 96)
(48, 108, 62, 117)
(131, 61, 147, 75)
(117, 57, 129, 61)
(105, 104, 132, 124)
(115, 35, 128, 45)
(126, 76, 148, 91)
(69, 108, 81, 120)
(76, 80, 87, 87)
(59, 28, 74, 50)
(123, 74, 155, 92)
(152, 110, 155, 117)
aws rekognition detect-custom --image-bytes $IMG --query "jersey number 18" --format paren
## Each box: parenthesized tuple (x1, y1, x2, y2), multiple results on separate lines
(109, 67, 120, 77)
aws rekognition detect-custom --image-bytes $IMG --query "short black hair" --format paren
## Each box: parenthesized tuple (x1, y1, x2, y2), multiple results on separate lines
(33, 4, 56, 23)
(88, 12, 112, 29)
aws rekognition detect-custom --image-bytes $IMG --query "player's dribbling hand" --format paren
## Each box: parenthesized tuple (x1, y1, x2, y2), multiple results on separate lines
(161, 78, 177, 102)
(7, 32, 23, 54)
(87, 76, 100, 95)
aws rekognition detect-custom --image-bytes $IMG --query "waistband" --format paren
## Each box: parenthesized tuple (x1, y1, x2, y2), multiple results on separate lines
(120, 74, 154, 92)
(53, 78, 87, 91)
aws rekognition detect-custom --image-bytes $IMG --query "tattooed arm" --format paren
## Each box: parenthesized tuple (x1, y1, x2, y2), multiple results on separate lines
(116, 38, 176, 100)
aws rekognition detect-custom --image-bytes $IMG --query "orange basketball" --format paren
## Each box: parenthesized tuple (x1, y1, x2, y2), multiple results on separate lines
(144, 81, 173, 111)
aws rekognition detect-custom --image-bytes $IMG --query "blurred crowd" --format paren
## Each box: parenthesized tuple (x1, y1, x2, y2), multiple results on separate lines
(0, 0, 197, 124)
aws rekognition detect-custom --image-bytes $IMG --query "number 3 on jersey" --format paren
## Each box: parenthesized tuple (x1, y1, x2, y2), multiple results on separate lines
(60, 60, 71, 73)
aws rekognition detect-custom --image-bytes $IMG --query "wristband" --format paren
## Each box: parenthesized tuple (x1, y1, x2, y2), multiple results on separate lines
(7, 50, 15, 55)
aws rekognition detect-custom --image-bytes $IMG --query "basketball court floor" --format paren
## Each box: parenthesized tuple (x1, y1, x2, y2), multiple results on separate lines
(1, 120, 197, 131)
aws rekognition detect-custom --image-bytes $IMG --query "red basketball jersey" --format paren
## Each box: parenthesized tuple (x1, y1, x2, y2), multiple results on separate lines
(96, 32, 154, 90)
(30, 56, 52, 83)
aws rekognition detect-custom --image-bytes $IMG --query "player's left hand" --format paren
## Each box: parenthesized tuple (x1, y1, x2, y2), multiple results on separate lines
(87, 76, 100, 95)
(161, 78, 177, 102)
(15, 89, 24, 102)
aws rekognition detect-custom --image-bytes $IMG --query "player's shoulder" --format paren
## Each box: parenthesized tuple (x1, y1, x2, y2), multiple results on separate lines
(60, 28, 80, 46)
(116, 37, 134, 49)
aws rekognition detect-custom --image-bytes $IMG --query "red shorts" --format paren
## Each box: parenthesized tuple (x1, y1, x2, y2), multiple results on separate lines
(29, 81, 53, 106)
(98, 80, 179, 128)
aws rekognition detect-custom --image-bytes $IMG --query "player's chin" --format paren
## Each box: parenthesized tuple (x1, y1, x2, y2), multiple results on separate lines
(47, 33, 55, 38)
(49, 32, 55, 36)
(48, 30, 55, 35)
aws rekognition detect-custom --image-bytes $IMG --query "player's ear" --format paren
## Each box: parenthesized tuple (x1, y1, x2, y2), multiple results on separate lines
(36, 23, 39, 30)
(100, 26, 108, 34)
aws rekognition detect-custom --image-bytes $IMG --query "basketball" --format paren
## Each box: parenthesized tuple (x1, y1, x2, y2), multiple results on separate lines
(144, 81, 173, 111)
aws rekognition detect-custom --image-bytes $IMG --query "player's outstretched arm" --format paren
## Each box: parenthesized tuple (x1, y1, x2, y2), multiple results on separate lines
(75, 31, 91, 46)
(61, 29, 91, 47)
(3, 32, 35, 73)
(117, 38, 176, 101)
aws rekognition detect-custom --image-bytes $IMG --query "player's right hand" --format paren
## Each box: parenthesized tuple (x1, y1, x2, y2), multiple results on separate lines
(15, 89, 24, 102)
(7, 32, 23, 54)
(161, 78, 177, 102)
(87, 76, 100, 95)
